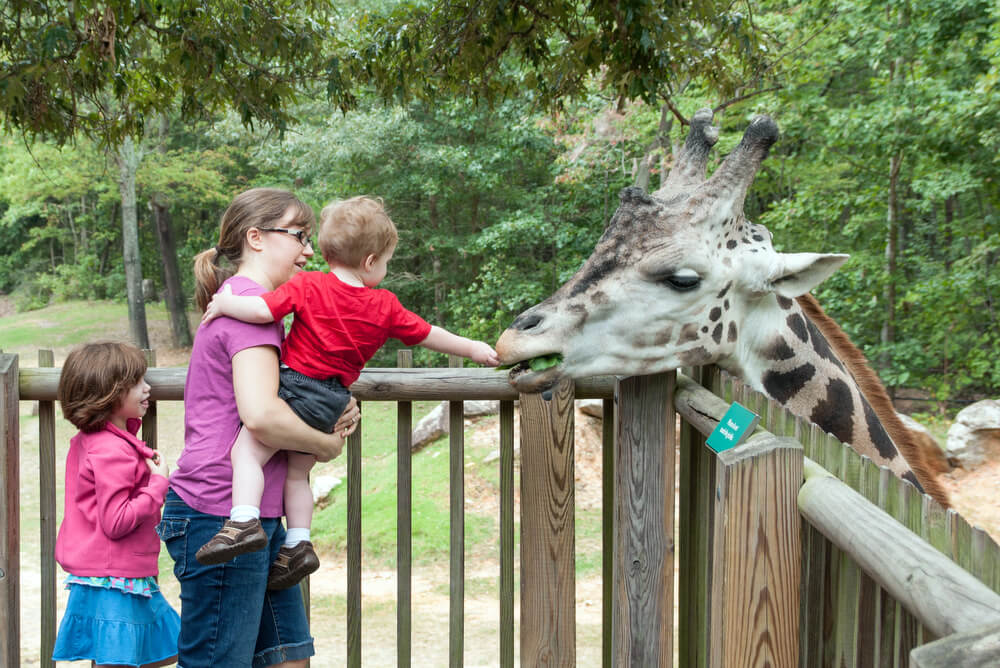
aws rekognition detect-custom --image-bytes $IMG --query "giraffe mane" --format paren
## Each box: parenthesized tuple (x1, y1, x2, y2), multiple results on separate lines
(795, 293, 950, 507)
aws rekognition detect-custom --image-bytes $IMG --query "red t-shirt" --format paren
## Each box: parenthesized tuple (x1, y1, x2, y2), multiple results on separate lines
(262, 271, 432, 386)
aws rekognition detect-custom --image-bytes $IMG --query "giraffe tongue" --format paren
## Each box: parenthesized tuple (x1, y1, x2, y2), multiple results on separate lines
(507, 358, 563, 394)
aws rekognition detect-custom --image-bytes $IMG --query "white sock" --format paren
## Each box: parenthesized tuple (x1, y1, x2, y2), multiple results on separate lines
(230, 505, 260, 523)
(284, 528, 311, 548)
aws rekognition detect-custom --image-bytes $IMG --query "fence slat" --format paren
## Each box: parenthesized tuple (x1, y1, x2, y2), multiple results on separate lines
(0, 353, 20, 668)
(499, 399, 515, 668)
(708, 434, 802, 668)
(613, 373, 674, 667)
(38, 350, 57, 668)
(600, 395, 615, 668)
(396, 350, 413, 668)
(519, 377, 576, 666)
(347, 404, 363, 668)
(448, 355, 465, 667)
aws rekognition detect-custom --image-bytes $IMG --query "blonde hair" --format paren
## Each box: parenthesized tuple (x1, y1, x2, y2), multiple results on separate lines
(318, 196, 398, 268)
(193, 188, 315, 312)
(58, 342, 148, 433)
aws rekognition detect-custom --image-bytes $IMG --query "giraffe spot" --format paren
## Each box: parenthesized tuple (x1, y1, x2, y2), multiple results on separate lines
(712, 323, 723, 344)
(763, 336, 796, 360)
(709, 307, 722, 321)
(727, 322, 738, 342)
(864, 399, 900, 461)
(569, 257, 617, 297)
(726, 240, 737, 250)
(806, 319, 845, 370)
(591, 291, 609, 305)
(724, 299, 730, 310)
(678, 323, 700, 344)
(568, 303, 587, 315)
(717, 242, 722, 249)
(701, 326, 708, 333)
(678, 346, 712, 366)
(762, 363, 816, 404)
(753, 234, 764, 242)
(776, 296, 794, 309)
(810, 378, 855, 445)
(717, 283, 731, 299)
(903, 471, 926, 494)
(742, 237, 750, 244)
(787, 313, 809, 342)
(654, 326, 673, 345)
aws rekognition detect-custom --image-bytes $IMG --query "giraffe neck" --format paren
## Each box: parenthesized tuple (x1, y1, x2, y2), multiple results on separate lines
(733, 295, 920, 487)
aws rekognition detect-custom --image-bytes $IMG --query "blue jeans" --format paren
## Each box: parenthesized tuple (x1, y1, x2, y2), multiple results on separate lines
(157, 490, 314, 667)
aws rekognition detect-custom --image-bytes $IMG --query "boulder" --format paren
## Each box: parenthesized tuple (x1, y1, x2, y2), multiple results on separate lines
(945, 399, 1000, 469)
(577, 399, 604, 419)
(312, 475, 342, 507)
(411, 400, 500, 450)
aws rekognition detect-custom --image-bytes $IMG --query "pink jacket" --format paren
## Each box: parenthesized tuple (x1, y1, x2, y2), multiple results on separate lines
(55, 418, 169, 578)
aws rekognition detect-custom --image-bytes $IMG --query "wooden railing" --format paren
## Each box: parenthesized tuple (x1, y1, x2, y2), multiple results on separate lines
(3, 351, 1000, 667)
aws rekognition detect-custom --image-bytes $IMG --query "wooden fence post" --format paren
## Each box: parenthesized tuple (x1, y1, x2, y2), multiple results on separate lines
(613, 373, 675, 667)
(707, 434, 803, 668)
(519, 377, 576, 666)
(0, 353, 20, 668)
(38, 350, 57, 668)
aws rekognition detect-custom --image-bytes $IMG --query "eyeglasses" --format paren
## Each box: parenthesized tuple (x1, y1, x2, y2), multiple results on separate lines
(259, 227, 312, 248)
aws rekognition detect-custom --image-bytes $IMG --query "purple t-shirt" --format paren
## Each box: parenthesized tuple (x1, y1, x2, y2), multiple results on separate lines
(170, 276, 288, 517)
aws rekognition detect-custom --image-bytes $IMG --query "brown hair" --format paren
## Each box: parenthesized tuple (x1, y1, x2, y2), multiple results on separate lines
(318, 196, 398, 268)
(796, 293, 950, 507)
(193, 188, 315, 312)
(58, 342, 148, 433)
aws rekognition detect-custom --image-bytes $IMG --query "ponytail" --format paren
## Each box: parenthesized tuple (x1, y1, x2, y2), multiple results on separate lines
(193, 247, 232, 312)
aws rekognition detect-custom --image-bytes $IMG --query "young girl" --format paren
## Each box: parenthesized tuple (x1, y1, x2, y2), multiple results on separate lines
(52, 341, 180, 668)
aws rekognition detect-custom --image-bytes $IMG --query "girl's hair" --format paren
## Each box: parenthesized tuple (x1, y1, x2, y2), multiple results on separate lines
(318, 196, 398, 268)
(58, 342, 148, 433)
(193, 188, 315, 312)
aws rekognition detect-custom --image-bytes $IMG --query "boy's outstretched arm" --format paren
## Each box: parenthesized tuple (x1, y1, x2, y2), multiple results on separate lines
(420, 326, 500, 366)
(201, 283, 276, 325)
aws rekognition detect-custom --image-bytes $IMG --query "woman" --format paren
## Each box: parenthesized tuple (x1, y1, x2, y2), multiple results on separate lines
(159, 188, 359, 667)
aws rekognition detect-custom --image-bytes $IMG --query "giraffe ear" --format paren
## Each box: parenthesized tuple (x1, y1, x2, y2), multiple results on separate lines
(770, 253, 849, 298)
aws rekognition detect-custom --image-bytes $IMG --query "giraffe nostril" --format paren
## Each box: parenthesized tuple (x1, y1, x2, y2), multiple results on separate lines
(512, 313, 543, 331)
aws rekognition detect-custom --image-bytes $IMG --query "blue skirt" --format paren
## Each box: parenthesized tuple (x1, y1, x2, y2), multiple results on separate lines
(52, 583, 180, 666)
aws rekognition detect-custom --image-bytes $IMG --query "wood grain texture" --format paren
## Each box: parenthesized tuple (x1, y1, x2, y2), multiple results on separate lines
(0, 353, 20, 668)
(38, 350, 57, 668)
(17, 366, 618, 402)
(519, 377, 576, 667)
(613, 374, 674, 668)
(396, 350, 413, 668)
(708, 434, 803, 668)
(910, 624, 1000, 667)
(798, 470, 1000, 638)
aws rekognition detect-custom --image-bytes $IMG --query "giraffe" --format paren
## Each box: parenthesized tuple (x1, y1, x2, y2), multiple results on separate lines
(494, 109, 949, 507)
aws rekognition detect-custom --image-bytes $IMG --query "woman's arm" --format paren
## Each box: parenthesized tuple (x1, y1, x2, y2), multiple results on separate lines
(232, 346, 356, 462)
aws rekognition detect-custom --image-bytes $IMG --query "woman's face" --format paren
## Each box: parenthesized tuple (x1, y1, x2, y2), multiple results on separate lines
(261, 207, 315, 288)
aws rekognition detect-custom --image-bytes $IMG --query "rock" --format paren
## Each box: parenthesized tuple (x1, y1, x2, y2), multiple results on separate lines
(410, 400, 501, 450)
(577, 399, 604, 419)
(945, 399, 1000, 469)
(312, 475, 342, 506)
(897, 413, 950, 474)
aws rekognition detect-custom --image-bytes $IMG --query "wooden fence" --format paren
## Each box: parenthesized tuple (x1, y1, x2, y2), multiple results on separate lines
(2, 350, 999, 667)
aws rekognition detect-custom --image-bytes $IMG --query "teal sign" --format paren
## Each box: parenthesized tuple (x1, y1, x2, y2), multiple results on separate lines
(706, 402, 760, 453)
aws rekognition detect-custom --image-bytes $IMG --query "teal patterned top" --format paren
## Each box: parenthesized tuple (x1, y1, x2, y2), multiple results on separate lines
(64, 574, 159, 598)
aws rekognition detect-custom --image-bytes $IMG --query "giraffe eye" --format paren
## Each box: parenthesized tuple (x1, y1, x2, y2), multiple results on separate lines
(662, 269, 701, 291)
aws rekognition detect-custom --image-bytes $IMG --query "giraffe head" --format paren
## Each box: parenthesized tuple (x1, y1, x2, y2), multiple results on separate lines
(496, 111, 848, 393)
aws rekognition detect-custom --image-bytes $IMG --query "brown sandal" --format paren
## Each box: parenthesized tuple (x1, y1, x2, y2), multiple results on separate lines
(267, 541, 320, 590)
(195, 518, 268, 565)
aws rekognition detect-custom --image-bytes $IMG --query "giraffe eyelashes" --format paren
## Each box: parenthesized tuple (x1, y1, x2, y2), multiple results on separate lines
(659, 268, 701, 292)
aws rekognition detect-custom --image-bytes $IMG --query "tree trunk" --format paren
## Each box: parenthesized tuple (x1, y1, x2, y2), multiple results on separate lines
(115, 135, 150, 349)
(151, 114, 192, 347)
(881, 151, 902, 371)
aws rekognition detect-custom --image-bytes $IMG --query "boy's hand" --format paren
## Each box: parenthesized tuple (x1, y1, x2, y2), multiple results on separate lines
(201, 283, 233, 324)
(468, 340, 500, 367)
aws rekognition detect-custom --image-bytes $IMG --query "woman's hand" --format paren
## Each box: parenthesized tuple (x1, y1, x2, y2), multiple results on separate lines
(335, 397, 361, 438)
(146, 451, 169, 478)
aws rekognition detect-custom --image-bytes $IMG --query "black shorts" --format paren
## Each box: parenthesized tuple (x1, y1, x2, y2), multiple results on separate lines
(277, 365, 351, 434)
